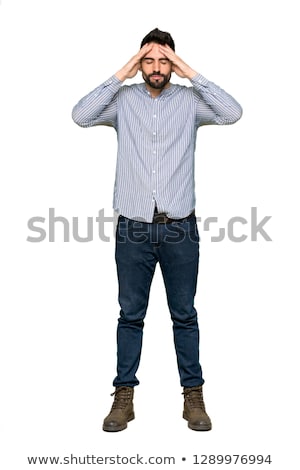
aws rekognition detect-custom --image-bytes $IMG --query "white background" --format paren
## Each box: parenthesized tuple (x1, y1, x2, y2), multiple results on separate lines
(1, 0, 299, 468)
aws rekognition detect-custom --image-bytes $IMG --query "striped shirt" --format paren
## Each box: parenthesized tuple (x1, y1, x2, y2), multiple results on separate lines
(72, 74, 242, 222)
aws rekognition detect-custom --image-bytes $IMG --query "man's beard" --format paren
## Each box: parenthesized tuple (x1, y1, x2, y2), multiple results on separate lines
(142, 72, 171, 90)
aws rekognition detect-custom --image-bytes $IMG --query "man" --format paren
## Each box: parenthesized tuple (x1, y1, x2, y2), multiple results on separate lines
(72, 28, 242, 432)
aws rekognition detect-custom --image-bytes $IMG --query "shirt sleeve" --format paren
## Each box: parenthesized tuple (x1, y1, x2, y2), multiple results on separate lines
(71, 75, 122, 128)
(191, 73, 243, 127)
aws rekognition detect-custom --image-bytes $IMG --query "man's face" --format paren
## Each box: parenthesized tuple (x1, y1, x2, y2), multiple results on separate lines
(140, 43, 172, 91)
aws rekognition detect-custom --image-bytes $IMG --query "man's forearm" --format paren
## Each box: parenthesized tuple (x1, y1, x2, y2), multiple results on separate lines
(191, 73, 243, 125)
(72, 76, 122, 128)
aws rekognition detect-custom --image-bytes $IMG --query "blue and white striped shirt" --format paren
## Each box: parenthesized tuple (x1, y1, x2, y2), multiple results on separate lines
(72, 74, 242, 222)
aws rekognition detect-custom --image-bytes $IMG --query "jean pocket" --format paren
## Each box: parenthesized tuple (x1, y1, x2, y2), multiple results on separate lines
(164, 220, 200, 244)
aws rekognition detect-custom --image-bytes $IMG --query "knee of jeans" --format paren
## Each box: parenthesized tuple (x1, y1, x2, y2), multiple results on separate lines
(118, 304, 147, 325)
(169, 303, 198, 323)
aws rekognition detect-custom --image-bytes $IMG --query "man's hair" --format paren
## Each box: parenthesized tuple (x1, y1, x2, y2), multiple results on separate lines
(140, 28, 175, 51)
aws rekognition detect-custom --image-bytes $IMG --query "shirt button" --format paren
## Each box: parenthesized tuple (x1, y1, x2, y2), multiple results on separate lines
(152, 170, 156, 174)
(153, 150, 156, 154)
(153, 115, 157, 118)
(153, 132, 156, 136)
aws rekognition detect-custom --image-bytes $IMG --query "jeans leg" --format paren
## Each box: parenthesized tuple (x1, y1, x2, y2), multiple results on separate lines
(158, 218, 204, 387)
(113, 217, 157, 387)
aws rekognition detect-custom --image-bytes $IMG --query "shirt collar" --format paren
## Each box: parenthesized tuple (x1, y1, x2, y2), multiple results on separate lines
(137, 82, 176, 99)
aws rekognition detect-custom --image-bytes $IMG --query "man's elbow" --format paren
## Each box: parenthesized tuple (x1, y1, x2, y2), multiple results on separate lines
(71, 107, 90, 128)
(219, 103, 243, 125)
(230, 102, 243, 124)
(234, 103, 243, 122)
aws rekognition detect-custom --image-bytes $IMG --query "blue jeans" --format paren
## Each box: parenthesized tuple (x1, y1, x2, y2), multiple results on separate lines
(113, 215, 204, 388)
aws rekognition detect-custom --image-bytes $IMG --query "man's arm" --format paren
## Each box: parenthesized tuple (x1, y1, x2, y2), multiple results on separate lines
(191, 73, 243, 126)
(72, 44, 153, 128)
(159, 45, 243, 126)
(72, 76, 121, 128)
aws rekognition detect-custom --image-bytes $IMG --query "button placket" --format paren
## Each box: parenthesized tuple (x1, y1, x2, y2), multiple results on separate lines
(151, 101, 158, 202)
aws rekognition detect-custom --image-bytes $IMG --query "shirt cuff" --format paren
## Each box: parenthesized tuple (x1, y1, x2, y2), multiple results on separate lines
(103, 75, 123, 90)
(190, 73, 209, 87)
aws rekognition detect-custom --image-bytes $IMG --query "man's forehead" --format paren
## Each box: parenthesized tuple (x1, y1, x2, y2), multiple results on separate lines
(143, 42, 168, 59)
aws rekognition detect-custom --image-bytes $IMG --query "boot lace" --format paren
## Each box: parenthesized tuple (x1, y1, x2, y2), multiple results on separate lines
(183, 386, 206, 410)
(110, 387, 132, 410)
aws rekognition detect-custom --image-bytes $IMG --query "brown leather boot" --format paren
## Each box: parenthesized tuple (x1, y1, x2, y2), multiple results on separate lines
(102, 386, 135, 432)
(183, 385, 212, 431)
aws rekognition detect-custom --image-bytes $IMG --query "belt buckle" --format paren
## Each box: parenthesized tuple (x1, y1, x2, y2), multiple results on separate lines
(153, 212, 169, 223)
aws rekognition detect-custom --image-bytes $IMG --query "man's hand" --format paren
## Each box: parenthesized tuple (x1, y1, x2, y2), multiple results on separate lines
(158, 45, 198, 80)
(115, 44, 153, 82)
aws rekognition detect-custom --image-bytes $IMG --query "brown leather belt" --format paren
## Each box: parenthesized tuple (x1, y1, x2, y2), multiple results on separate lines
(152, 208, 195, 224)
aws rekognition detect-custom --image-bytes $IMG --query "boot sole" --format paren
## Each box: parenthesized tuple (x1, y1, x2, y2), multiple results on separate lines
(183, 412, 212, 431)
(102, 413, 135, 432)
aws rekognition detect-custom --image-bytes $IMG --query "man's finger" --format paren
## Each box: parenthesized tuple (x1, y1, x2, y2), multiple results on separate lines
(139, 43, 153, 56)
(158, 44, 176, 61)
